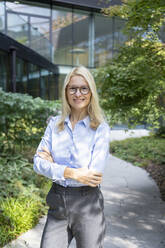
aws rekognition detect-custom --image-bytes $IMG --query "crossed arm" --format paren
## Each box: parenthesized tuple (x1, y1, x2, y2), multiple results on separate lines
(37, 147, 102, 187)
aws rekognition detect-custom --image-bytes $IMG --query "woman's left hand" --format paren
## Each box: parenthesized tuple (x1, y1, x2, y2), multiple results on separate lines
(37, 147, 54, 162)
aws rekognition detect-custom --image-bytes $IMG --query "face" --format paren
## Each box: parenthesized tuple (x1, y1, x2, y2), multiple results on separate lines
(66, 75, 91, 112)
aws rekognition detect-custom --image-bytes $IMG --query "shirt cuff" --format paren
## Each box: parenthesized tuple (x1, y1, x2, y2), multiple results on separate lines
(53, 163, 67, 181)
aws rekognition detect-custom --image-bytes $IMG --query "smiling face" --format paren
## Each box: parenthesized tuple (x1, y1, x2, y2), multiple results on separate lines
(66, 75, 92, 112)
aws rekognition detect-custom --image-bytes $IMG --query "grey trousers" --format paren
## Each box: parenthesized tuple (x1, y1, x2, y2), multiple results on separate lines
(40, 183, 106, 248)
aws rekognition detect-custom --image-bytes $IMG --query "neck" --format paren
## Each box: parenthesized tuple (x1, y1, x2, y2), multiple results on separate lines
(70, 109, 88, 122)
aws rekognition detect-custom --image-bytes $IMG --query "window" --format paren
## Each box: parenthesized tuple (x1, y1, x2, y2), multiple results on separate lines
(52, 6, 73, 65)
(0, 50, 9, 91)
(16, 58, 28, 94)
(72, 10, 89, 66)
(28, 63, 40, 98)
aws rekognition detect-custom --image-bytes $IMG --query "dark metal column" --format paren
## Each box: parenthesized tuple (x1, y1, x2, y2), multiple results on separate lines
(28, 15, 31, 48)
(9, 46, 17, 93)
(88, 13, 95, 67)
(112, 16, 115, 58)
(39, 68, 42, 97)
(4, 1, 7, 34)
(50, 0, 53, 62)
(54, 73, 59, 100)
(71, 8, 74, 66)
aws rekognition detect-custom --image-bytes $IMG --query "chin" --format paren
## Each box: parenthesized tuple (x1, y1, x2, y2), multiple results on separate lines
(72, 104, 88, 111)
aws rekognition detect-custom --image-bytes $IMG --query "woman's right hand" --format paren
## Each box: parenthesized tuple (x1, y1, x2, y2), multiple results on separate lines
(37, 147, 54, 163)
(64, 167, 102, 187)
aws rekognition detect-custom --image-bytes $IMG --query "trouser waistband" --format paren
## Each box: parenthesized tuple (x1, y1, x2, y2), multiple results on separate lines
(53, 182, 100, 194)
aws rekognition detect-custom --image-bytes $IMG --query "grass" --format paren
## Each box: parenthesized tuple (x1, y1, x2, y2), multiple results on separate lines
(0, 197, 42, 246)
(110, 135, 165, 168)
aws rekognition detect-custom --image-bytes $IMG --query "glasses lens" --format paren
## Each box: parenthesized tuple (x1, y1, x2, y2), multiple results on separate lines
(81, 87, 89, 94)
(69, 88, 76, 94)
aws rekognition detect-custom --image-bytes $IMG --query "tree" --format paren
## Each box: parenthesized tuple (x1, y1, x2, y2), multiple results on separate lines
(103, 0, 165, 35)
(95, 0, 165, 132)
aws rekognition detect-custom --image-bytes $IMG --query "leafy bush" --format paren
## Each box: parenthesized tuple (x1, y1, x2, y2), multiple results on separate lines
(0, 153, 43, 198)
(0, 90, 60, 246)
(0, 88, 61, 150)
(110, 135, 165, 167)
(0, 196, 42, 246)
(94, 40, 165, 131)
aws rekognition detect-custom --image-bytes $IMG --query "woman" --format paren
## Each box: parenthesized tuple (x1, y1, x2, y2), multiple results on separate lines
(33, 66, 110, 248)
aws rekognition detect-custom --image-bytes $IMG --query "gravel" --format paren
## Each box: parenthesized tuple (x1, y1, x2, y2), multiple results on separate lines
(146, 164, 165, 201)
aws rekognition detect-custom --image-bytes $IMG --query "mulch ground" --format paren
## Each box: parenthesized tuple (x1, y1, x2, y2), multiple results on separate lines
(146, 164, 165, 201)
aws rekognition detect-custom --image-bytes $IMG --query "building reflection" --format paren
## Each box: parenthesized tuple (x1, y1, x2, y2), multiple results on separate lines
(0, 0, 143, 99)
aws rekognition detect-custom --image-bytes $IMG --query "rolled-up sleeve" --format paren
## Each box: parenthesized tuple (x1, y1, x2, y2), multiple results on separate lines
(33, 118, 67, 181)
(89, 122, 110, 173)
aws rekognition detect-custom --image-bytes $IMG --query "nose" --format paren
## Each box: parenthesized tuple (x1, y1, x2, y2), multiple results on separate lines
(75, 88, 81, 97)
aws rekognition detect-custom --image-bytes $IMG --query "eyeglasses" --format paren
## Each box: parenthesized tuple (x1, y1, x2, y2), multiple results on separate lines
(67, 86, 90, 95)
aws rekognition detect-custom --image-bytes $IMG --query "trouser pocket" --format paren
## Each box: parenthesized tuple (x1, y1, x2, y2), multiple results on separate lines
(96, 189, 104, 211)
(46, 185, 67, 219)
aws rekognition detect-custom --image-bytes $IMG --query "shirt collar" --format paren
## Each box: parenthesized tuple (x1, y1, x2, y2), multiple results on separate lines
(64, 115, 90, 128)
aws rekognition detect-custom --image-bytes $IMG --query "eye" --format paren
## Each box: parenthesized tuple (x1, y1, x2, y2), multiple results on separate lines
(69, 87, 76, 90)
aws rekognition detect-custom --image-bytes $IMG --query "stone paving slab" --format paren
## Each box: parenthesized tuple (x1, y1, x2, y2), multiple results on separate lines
(102, 155, 165, 248)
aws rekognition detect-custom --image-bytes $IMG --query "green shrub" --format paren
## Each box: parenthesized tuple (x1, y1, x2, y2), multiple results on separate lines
(0, 154, 37, 198)
(0, 90, 59, 246)
(0, 196, 43, 246)
(0, 88, 61, 150)
(0, 152, 51, 247)
(110, 135, 165, 167)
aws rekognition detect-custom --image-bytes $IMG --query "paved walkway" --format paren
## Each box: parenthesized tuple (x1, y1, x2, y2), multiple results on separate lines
(5, 129, 165, 248)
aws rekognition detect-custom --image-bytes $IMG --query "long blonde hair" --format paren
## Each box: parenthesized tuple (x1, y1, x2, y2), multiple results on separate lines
(57, 66, 105, 131)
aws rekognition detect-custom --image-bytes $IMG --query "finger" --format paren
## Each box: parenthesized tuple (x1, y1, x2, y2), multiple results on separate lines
(47, 157, 54, 162)
(38, 151, 52, 159)
(90, 171, 102, 177)
(89, 184, 96, 187)
(86, 177, 101, 186)
(92, 175, 102, 180)
(90, 179, 102, 185)
(38, 151, 48, 155)
(37, 152, 53, 161)
(48, 156, 54, 162)
(37, 152, 46, 159)
(90, 176, 101, 181)
(93, 172, 102, 177)
(88, 175, 102, 182)
(42, 147, 51, 155)
(37, 151, 49, 157)
(88, 182, 98, 187)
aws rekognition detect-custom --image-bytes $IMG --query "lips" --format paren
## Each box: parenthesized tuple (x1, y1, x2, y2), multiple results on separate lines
(73, 99, 85, 103)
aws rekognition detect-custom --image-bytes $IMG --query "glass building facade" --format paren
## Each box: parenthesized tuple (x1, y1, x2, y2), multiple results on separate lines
(0, 0, 128, 99)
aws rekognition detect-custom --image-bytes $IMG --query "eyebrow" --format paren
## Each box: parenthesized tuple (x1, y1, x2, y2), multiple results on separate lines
(68, 85, 89, 88)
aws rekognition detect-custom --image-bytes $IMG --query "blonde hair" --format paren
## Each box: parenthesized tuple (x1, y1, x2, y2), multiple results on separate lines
(57, 66, 105, 131)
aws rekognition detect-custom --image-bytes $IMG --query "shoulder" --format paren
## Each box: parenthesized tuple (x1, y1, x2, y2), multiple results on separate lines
(46, 115, 61, 128)
(98, 121, 110, 131)
(50, 115, 61, 122)
(95, 121, 111, 139)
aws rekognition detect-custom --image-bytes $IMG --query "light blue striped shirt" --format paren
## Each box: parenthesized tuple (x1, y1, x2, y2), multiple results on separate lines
(33, 115, 110, 187)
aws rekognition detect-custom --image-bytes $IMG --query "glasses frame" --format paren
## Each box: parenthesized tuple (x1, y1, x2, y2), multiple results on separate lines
(67, 86, 90, 95)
